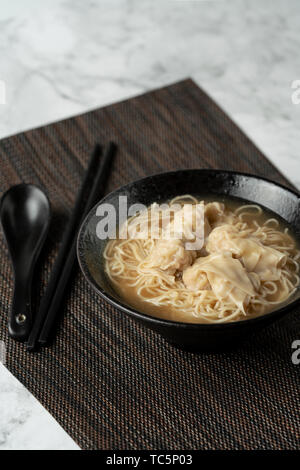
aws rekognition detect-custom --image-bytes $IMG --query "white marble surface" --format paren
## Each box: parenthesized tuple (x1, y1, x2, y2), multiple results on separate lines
(0, 364, 79, 449)
(0, 0, 300, 450)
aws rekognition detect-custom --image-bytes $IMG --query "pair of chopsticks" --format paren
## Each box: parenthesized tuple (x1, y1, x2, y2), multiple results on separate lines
(27, 142, 117, 351)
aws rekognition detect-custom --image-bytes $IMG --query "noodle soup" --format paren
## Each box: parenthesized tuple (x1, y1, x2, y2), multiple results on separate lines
(104, 196, 300, 324)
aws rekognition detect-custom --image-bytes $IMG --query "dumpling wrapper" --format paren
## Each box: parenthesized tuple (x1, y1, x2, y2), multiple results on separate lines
(143, 239, 196, 275)
(251, 245, 287, 281)
(182, 266, 210, 291)
(183, 253, 255, 312)
(205, 202, 225, 224)
(205, 272, 251, 313)
(164, 204, 210, 250)
(207, 225, 287, 281)
(195, 253, 255, 295)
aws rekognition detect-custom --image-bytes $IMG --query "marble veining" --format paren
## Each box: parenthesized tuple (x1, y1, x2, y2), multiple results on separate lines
(0, 363, 78, 449)
(0, 0, 299, 450)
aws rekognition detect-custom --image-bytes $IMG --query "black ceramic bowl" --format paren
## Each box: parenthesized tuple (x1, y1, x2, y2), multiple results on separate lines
(77, 170, 300, 351)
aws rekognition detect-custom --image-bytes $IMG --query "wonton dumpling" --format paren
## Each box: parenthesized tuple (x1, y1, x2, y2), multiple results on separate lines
(193, 253, 255, 295)
(206, 224, 240, 255)
(144, 239, 196, 275)
(207, 225, 262, 270)
(183, 253, 255, 311)
(165, 204, 210, 247)
(252, 246, 287, 281)
(206, 272, 251, 313)
(207, 225, 287, 281)
(182, 265, 210, 291)
(205, 202, 225, 225)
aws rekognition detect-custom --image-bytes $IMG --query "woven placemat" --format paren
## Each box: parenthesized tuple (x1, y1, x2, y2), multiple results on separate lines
(0, 79, 299, 450)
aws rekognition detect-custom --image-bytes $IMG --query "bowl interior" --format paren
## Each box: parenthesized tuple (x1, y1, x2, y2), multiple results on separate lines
(77, 170, 300, 323)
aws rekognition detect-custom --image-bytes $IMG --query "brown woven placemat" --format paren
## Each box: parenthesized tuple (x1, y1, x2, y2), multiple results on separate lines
(0, 79, 299, 450)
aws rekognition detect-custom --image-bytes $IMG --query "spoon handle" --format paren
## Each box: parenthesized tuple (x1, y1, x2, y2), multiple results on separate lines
(9, 272, 32, 341)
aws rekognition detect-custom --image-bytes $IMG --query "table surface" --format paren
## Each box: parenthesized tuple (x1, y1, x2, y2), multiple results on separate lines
(0, 0, 299, 450)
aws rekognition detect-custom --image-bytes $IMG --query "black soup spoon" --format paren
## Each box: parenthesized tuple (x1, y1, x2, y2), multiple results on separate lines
(0, 184, 50, 341)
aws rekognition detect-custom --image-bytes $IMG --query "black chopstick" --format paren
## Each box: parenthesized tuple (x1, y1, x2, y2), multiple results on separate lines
(37, 142, 117, 346)
(27, 144, 103, 351)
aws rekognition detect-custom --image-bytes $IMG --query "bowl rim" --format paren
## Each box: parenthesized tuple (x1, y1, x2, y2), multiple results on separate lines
(77, 168, 300, 330)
